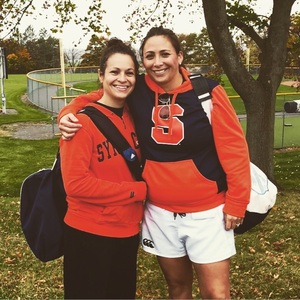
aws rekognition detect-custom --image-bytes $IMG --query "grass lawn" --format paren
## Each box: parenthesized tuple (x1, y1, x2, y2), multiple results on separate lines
(1, 184, 299, 299)
(0, 74, 299, 299)
(0, 75, 51, 124)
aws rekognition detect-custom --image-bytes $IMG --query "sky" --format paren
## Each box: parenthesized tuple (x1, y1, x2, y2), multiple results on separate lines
(18, 0, 300, 51)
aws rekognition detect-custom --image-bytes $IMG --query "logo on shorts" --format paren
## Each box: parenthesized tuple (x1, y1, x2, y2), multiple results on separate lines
(143, 238, 155, 248)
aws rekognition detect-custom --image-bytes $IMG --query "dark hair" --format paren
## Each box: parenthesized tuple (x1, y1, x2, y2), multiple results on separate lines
(99, 38, 139, 75)
(139, 26, 182, 59)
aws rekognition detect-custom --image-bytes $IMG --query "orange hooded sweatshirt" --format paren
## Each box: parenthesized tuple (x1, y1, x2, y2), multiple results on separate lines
(60, 101, 147, 238)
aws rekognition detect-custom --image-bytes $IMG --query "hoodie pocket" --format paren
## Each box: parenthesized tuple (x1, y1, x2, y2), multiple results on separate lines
(142, 159, 219, 206)
(98, 202, 144, 225)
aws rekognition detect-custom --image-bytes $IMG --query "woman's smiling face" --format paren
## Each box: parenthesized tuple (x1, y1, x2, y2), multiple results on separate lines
(142, 35, 183, 91)
(99, 53, 136, 107)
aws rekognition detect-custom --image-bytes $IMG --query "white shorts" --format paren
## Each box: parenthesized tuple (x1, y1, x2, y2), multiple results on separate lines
(141, 202, 236, 264)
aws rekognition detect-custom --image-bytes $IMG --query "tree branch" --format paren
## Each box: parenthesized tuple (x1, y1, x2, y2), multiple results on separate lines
(202, 0, 250, 84)
(227, 15, 265, 49)
(1, 0, 35, 39)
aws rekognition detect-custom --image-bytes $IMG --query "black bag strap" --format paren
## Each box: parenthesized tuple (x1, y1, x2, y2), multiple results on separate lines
(80, 106, 143, 181)
(188, 73, 212, 103)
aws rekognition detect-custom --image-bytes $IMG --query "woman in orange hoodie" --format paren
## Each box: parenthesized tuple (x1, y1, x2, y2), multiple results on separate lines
(59, 27, 251, 299)
(60, 38, 147, 299)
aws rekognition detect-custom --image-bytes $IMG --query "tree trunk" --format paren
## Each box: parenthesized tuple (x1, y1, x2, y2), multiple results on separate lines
(202, 0, 295, 180)
(245, 89, 276, 178)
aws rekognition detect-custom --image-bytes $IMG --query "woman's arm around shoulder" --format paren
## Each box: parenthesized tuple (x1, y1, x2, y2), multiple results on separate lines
(58, 89, 103, 140)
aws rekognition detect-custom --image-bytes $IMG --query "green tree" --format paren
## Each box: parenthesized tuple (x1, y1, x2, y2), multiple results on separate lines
(0, 38, 33, 73)
(20, 25, 36, 45)
(33, 29, 60, 69)
(1, 26, 60, 72)
(80, 35, 108, 66)
(64, 48, 83, 72)
(178, 33, 200, 64)
(178, 30, 213, 65)
(20, 27, 60, 69)
(7, 48, 33, 73)
(178, 30, 223, 82)
(287, 13, 300, 71)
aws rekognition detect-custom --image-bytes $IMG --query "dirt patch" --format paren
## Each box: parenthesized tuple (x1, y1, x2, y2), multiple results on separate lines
(0, 95, 60, 140)
(281, 80, 300, 89)
(0, 122, 60, 140)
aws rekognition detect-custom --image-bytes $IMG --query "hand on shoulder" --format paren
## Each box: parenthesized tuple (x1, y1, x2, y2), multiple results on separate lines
(59, 113, 82, 140)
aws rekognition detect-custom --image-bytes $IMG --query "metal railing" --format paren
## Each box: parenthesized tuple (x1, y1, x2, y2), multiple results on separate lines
(26, 66, 99, 114)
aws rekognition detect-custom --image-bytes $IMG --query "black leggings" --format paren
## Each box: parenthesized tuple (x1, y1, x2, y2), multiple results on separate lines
(63, 225, 140, 299)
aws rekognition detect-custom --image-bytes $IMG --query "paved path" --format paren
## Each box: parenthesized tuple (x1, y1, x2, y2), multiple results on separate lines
(0, 122, 59, 140)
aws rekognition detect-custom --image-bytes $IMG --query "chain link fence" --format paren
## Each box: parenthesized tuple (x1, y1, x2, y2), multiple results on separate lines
(27, 66, 99, 114)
